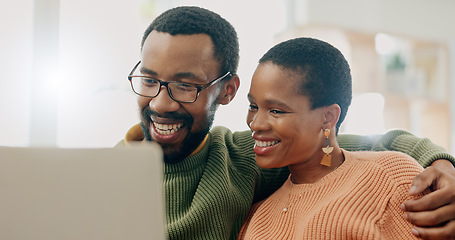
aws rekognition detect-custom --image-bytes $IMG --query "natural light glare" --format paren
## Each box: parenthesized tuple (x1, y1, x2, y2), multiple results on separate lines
(341, 93, 385, 135)
(1, 0, 453, 152)
(375, 33, 398, 56)
(45, 70, 61, 96)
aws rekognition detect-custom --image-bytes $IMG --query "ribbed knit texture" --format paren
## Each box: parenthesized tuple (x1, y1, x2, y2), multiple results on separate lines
(239, 150, 423, 240)
(117, 124, 453, 239)
(162, 126, 261, 240)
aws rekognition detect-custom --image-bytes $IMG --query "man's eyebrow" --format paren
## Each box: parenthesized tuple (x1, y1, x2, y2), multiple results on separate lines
(139, 66, 157, 76)
(174, 72, 200, 80)
(139, 67, 202, 82)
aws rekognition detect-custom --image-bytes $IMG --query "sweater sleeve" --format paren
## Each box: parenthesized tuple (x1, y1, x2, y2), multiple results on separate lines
(379, 183, 421, 240)
(375, 152, 425, 239)
(338, 129, 455, 168)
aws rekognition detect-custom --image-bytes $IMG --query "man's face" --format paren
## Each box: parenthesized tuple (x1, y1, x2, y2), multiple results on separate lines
(138, 31, 222, 163)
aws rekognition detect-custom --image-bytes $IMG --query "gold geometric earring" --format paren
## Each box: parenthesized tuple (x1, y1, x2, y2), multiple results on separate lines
(320, 129, 333, 167)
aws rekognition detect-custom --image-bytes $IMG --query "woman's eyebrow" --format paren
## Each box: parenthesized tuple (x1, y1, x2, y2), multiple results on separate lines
(247, 94, 290, 109)
(264, 99, 289, 108)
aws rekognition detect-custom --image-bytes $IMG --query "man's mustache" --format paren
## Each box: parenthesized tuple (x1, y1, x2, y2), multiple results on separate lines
(141, 107, 193, 123)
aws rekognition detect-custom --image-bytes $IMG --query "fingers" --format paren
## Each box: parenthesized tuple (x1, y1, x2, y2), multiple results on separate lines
(403, 167, 455, 226)
(412, 220, 455, 240)
(403, 162, 455, 239)
(408, 161, 455, 240)
(408, 166, 438, 195)
(403, 188, 454, 212)
(404, 204, 455, 226)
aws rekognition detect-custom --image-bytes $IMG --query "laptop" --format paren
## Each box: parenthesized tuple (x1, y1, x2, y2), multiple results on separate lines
(0, 143, 165, 240)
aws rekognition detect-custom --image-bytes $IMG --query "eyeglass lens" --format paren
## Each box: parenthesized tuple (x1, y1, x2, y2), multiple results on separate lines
(131, 77, 199, 103)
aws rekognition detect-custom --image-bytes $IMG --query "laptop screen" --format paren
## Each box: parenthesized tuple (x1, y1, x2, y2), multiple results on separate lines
(0, 144, 165, 240)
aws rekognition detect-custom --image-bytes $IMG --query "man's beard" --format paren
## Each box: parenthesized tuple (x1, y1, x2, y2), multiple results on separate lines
(140, 102, 218, 164)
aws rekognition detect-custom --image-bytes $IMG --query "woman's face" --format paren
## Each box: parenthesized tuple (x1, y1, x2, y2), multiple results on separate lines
(246, 63, 327, 169)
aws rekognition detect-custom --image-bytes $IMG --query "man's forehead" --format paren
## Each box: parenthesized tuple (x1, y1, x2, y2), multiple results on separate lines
(143, 32, 217, 61)
(140, 31, 221, 79)
(143, 31, 215, 54)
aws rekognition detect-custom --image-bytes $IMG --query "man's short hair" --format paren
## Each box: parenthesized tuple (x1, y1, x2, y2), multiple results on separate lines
(142, 6, 239, 76)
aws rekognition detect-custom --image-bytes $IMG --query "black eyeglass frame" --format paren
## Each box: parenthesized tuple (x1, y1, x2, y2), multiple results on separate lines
(128, 61, 233, 103)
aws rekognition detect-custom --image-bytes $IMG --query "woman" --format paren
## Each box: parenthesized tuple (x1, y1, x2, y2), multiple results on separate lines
(238, 37, 424, 239)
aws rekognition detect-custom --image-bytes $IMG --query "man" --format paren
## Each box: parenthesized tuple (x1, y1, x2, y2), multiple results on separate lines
(120, 6, 455, 240)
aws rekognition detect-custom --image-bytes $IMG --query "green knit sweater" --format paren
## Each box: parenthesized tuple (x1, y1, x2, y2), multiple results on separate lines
(119, 125, 455, 240)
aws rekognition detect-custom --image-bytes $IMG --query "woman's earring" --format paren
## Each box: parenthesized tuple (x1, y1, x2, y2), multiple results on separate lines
(321, 129, 333, 167)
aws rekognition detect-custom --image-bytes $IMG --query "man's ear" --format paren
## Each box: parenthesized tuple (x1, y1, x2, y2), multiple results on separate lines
(322, 104, 341, 129)
(218, 74, 240, 105)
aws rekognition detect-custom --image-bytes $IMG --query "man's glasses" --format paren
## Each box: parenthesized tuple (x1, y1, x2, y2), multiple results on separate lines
(128, 61, 232, 103)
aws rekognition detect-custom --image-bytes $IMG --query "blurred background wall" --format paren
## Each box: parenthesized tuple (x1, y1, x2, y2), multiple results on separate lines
(0, 0, 454, 153)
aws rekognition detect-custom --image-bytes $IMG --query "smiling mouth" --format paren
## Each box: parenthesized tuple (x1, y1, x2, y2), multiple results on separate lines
(153, 122, 184, 135)
(255, 140, 280, 147)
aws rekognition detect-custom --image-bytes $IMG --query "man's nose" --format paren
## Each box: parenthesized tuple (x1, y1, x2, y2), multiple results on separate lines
(148, 86, 180, 113)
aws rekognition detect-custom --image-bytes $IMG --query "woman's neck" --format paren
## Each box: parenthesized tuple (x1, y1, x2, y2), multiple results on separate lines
(288, 147, 344, 184)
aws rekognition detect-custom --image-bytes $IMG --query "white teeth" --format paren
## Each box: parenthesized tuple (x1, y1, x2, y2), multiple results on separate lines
(153, 123, 183, 135)
(255, 140, 279, 147)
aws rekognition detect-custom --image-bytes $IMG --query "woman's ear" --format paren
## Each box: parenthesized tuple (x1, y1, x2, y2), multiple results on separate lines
(323, 104, 341, 129)
(218, 74, 240, 105)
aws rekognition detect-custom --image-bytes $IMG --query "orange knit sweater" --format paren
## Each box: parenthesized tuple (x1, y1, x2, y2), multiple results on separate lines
(239, 150, 423, 240)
